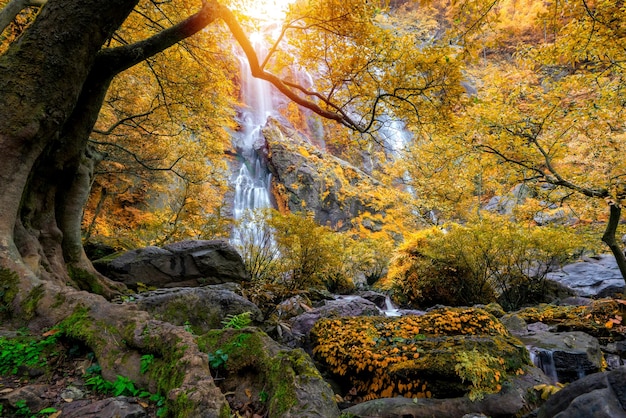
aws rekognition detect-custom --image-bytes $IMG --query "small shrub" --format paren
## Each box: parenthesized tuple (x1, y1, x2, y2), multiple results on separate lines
(385, 215, 584, 310)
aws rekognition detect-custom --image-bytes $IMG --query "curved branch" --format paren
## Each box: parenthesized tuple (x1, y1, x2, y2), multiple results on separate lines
(218, 4, 366, 131)
(0, 0, 45, 35)
(92, 110, 155, 135)
(96, 0, 222, 76)
(475, 142, 608, 199)
(88, 139, 191, 180)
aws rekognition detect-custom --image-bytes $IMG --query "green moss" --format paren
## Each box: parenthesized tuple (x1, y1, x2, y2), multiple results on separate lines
(219, 403, 232, 418)
(158, 297, 221, 332)
(267, 352, 298, 416)
(0, 267, 19, 318)
(67, 266, 104, 295)
(170, 392, 193, 418)
(21, 284, 44, 320)
(57, 306, 110, 352)
(198, 328, 318, 416)
(51, 292, 66, 309)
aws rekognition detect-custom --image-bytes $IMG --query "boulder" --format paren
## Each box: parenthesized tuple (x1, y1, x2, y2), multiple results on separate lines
(94, 240, 248, 289)
(547, 255, 625, 298)
(536, 366, 626, 418)
(341, 367, 550, 418)
(0, 384, 51, 414)
(130, 285, 263, 334)
(311, 307, 531, 402)
(197, 327, 340, 418)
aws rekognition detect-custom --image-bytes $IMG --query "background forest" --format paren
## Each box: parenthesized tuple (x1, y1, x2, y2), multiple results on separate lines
(30, 0, 623, 310)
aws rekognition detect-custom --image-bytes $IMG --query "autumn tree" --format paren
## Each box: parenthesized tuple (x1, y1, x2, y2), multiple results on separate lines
(398, 0, 626, 284)
(83, 12, 237, 247)
(0, 0, 468, 412)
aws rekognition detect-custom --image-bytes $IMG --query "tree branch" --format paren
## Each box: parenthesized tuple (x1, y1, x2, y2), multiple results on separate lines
(0, 0, 46, 35)
(218, 4, 366, 131)
(88, 139, 191, 181)
(95, 0, 222, 76)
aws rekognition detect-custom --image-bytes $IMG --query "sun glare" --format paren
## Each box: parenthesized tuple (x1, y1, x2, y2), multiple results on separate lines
(237, 0, 296, 24)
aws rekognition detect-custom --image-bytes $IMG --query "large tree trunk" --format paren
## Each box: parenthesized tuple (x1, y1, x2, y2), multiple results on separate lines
(0, 0, 140, 306)
(0, 1, 237, 414)
(0, 0, 222, 294)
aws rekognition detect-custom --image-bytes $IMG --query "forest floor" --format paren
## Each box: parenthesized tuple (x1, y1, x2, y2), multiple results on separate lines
(0, 335, 162, 418)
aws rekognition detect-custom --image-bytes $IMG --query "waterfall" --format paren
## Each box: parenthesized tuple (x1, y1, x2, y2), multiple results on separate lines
(383, 295, 401, 317)
(230, 37, 275, 247)
(528, 347, 559, 384)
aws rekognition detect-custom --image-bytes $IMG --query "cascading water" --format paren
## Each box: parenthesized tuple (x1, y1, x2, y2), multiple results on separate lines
(230, 38, 275, 247)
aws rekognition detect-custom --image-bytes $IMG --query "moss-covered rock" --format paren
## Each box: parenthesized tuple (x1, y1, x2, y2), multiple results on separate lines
(52, 295, 229, 418)
(513, 299, 626, 339)
(131, 285, 262, 334)
(197, 327, 340, 418)
(311, 307, 530, 402)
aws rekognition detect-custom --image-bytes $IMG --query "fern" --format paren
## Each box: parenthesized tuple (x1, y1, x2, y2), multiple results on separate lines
(221, 311, 252, 329)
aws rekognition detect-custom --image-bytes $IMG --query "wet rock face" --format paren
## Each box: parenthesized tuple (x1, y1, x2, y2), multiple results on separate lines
(523, 331, 603, 384)
(263, 118, 388, 231)
(94, 240, 249, 289)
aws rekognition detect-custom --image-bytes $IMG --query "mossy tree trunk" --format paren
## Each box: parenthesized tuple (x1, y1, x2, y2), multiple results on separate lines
(0, 0, 225, 303)
(0, 2, 233, 415)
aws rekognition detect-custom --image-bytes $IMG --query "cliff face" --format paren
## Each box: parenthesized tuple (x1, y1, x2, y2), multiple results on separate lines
(262, 117, 393, 232)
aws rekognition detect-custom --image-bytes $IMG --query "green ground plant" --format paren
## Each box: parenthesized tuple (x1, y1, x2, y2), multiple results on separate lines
(0, 332, 59, 375)
(221, 311, 252, 329)
(84, 363, 168, 416)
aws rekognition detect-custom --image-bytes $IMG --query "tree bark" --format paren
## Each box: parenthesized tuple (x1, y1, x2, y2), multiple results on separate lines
(601, 204, 626, 280)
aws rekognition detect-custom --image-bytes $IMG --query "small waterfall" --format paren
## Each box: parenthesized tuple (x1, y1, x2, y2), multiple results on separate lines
(528, 347, 559, 384)
(383, 295, 401, 317)
(230, 37, 275, 247)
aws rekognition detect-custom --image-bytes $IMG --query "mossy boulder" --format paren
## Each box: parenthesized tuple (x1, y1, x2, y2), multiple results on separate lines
(197, 327, 340, 418)
(130, 285, 262, 334)
(311, 307, 531, 402)
(513, 299, 626, 340)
